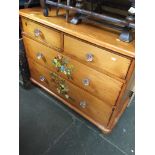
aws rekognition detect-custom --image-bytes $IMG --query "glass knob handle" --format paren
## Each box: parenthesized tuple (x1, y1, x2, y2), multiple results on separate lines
(39, 75, 45, 82)
(34, 29, 41, 37)
(86, 53, 94, 62)
(36, 53, 43, 60)
(80, 101, 87, 108)
(82, 78, 90, 86)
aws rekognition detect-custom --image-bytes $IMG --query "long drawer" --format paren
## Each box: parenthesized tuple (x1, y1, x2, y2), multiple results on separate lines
(21, 18, 61, 50)
(28, 58, 113, 126)
(23, 36, 123, 106)
(64, 35, 131, 80)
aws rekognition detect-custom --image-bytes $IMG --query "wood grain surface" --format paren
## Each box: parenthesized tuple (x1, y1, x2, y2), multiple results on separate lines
(64, 35, 131, 79)
(28, 58, 113, 127)
(19, 7, 135, 58)
(21, 18, 61, 50)
(23, 36, 123, 106)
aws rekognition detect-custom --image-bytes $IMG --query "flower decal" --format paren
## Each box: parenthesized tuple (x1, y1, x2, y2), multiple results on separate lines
(50, 72, 74, 101)
(52, 55, 74, 79)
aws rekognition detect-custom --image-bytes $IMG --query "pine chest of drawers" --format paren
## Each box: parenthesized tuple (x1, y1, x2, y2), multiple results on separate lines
(19, 8, 135, 133)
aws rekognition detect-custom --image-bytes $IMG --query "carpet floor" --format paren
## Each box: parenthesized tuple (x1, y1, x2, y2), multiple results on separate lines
(19, 85, 135, 155)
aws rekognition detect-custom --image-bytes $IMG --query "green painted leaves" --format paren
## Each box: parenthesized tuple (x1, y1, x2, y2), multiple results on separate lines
(51, 72, 70, 99)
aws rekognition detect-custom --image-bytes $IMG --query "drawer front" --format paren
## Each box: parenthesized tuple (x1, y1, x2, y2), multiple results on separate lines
(23, 36, 123, 106)
(21, 18, 61, 50)
(28, 58, 113, 126)
(64, 35, 131, 79)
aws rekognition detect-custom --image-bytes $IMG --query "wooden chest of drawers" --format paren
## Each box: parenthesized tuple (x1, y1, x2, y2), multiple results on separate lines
(20, 8, 135, 133)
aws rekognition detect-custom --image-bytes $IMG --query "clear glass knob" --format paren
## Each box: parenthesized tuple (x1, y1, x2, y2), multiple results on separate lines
(36, 53, 43, 60)
(80, 101, 87, 108)
(34, 29, 41, 37)
(86, 53, 94, 62)
(39, 75, 45, 82)
(82, 78, 90, 86)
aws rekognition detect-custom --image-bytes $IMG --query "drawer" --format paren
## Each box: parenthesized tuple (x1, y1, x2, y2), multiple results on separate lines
(28, 58, 113, 126)
(21, 18, 61, 50)
(23, 36, 123, 106)
(64, 35, 131, 79)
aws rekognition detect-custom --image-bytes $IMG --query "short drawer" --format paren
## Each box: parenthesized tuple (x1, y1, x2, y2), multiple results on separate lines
(28, 58, 113, 126)
(21, 18, 61, 50)
(64, 35, 131, 79)
(23, 36, 123, 106)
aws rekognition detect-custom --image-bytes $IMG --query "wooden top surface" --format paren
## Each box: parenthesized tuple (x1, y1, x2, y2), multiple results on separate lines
(19, 7, 135, 58)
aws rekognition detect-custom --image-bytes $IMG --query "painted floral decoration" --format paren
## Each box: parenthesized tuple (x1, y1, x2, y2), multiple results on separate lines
(51, 72, 70, 99)
(52, 55, 74, 79)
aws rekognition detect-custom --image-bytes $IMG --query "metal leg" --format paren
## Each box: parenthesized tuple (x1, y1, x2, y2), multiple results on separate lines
(120, 2, 134, 42)
(40, 0, 49, 17)
(70, 14, 82, 24)
(66, 0, 70, 22)
(43, 8, 49, 16)
(70, 0, 84, 24)
(56, 0, 61, 16)
(119, 27, 133, 43)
